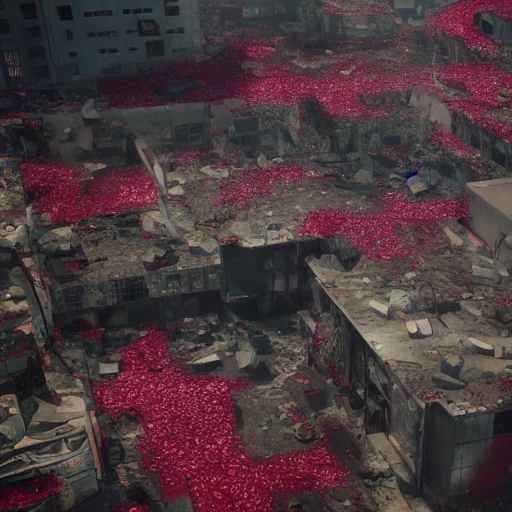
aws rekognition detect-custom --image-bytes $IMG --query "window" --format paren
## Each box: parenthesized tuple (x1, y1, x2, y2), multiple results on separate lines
(35, 65, 49, 78)
(89, 31, 117, 37)
(20, 3, 37, 19)
(164, 274, 181, 294)
(175, 123, 204, 146)
(126, 29, 136, 34)
(133, 8, 142, 14)
(146, 39, 164, 57)
(494, 409, 512, 436)
(143, 8, 153, 13)
(129, 47, 138, 51)
(57, 5, 73, 20)
(69, 51, 77, 57)
(121, 278, 146, 302)
(99, 48, 106, 54)
(177, 26, 185, 33)
(0, 19, 10, 35)
(84, 10, 112, 17)
(64, 286, 84, 311)
(28, 45, 45, 58)
(165, 6, 180, 16)
(108, 48, 118, 53)
(66, 28, 73, 40)
(172, 47, 188, 54)
(138, 19, 160, 36)
(123, 9, 130, 14)
(26, 25, 41, 38)
(166, 28, 176, 34)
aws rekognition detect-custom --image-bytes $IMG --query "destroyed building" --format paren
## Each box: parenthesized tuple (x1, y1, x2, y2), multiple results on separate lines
(1, 0, 512, 511)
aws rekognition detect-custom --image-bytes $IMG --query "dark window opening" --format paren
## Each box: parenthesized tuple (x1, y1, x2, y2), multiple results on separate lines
(143, 8, 153, 13)
(108, 48, 118, 53)
(175, 123, 204, 146)
(28, 45, 45, 58)
(123, 9, 131, 15)
(87, 32, 95, 37)
(64, 286, 84, 311)
(20, 3, 37, 19)
(481, 19, 494, 34)
(470, 132, 480, 150)
(165, 274, 181, 294)
(165, 6, 180, 16)
(69, 51, 77, 57)
(177, 26, 185, 33)
(146, 39, 165, 57)
(84, 11, 92, 17)
(129, 47, 138, 51)
(57, 5, 73, 21)
(126, 29, 136, 34)
(0, 18, 10, 35)
(167, 28, 176, 34)
(382, 134, 401, 146)
(99, 48, 106, 54)
(138, 19, 160, 36)
(494, 409, 512, 436)
(66, 28, 73, 40)
(492, 146, 506, 167)
(26, 25, 41, 38)
(35, 65, 49, 78)
(134, 8, 143, 14)
(121, 278, 146, 302)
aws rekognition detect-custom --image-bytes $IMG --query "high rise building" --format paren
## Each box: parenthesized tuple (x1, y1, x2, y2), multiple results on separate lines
(0, 0, 201, 87)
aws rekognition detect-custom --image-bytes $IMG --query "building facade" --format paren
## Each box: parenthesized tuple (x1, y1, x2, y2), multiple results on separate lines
(0, 0, 201, 86)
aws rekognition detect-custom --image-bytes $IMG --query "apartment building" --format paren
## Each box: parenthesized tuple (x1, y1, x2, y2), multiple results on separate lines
(0, 0, 201, 86)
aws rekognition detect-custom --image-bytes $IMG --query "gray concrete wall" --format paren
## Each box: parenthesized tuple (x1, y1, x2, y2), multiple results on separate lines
(0, 0, 201, 85)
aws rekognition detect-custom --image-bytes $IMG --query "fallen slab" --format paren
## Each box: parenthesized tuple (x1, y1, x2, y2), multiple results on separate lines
(432, 372, 467, 391)
(467, 337, 495, 357)
(416, 319, 432, 337)
(369, 300, 389, 319)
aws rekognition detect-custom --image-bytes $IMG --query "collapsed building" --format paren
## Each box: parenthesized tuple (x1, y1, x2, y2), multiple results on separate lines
(1, 0, 512, 511)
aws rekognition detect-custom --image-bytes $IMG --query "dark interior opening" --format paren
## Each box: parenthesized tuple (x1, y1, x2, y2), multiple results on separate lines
(494, 409, 512, 436)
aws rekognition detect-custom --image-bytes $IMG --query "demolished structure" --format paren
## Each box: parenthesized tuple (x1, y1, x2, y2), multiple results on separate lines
(1, 0, 512, 511)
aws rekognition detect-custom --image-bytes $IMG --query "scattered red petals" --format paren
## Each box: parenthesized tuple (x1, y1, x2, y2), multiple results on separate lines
(217, 164, 325, 209)
(299, 193, 469, 261)
(430, 125, 490, 176)
(431, 0, 512, 54)
(94, 330, 349, 511)
(111, 504, 150, 512)
(21, 163, 158, 225)
(83, 328, 105, 340)
(502, 377, 512, 390)
(0, 473, 61, 511)
(324, 1, 393, 16)
(227, 37, 282, 62)
(437, 63, 512, 143)
(493, 296, 512, 309)
(173, 149, 205, 163)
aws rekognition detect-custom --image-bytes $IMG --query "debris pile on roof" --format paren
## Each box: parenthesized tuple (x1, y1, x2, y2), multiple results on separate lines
(323, 0, 393, 17)
(20, 163, 158, 224)
(0, 473, 61, 511)
(217, 164, 328, 209)
(430, 0, 512, 53)
(94, 329, 350, 511)
(299, 193, 469, 261)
